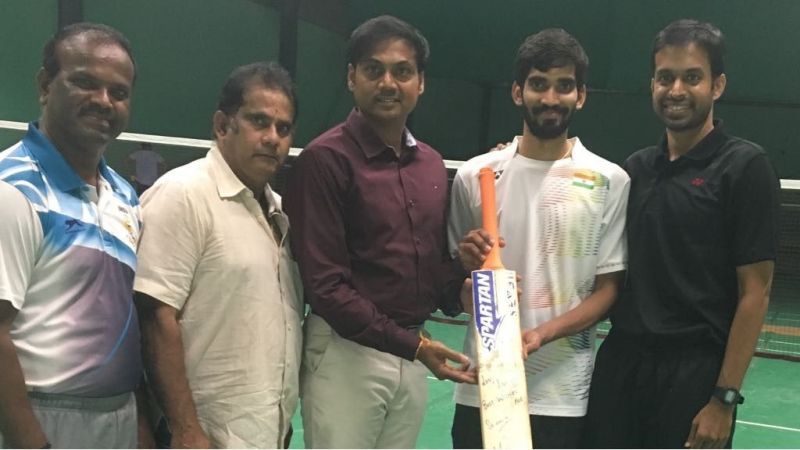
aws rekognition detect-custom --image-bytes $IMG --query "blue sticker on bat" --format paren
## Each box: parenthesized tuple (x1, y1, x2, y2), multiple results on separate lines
(472, 270, 501, 353)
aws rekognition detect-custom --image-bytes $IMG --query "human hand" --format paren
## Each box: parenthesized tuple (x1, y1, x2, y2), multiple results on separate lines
(521, 328, 545, 358)
(684, 400, 734, 448)
(460, 278, 474, 315)
(417, 339, 477, 384)
(170, 426, 211, 449)
(137, 419, 155, 449)
(489, 141, 513, 152)
(8, 432, 48, 449)
(458, 229, 506, 272)
(0, 411, 48, 448)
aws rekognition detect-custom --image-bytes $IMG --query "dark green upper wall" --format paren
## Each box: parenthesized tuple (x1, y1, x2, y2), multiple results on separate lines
(0, 1, 56, 122)
(294, 19, 352, 145)
(84, 0, 281, 139)
(347, 0, 800, 102)
(346, 0, 800, 175)
(1, 0, 798, 177)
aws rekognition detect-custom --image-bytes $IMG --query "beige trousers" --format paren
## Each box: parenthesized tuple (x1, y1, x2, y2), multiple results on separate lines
(300, 314, 428, 449)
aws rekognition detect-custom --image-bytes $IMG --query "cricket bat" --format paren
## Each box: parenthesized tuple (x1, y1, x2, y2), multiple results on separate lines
(471, 167, 533, 449)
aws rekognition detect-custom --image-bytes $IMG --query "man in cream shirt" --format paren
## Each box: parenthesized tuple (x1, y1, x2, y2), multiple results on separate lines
(134, 62, 302, 448)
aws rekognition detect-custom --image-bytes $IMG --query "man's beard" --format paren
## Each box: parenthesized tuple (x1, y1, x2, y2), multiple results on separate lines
(522, 104, 574, 139)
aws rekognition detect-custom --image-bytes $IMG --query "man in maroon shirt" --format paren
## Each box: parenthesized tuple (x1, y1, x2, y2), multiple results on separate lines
(284, 15, 476, 449)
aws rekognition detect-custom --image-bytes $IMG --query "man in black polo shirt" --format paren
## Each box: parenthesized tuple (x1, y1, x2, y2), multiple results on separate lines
(584, 19, 780, 449)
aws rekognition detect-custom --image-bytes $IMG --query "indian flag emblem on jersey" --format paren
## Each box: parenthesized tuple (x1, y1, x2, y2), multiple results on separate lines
(572, 170, 597, 190)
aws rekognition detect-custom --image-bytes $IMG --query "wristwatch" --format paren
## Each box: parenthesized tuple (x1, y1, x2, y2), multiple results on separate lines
(713, 387, 745, 406)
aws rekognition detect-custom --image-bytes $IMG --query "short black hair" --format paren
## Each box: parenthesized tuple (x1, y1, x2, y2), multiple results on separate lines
(346, 15, 430, 71)
(653, 19, 725, 78)
(514, 28, 589, 88)
(42, 22, 136, 82)
(217, 61, 298, 121)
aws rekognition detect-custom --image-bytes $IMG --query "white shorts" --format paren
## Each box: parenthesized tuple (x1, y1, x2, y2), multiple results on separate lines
(0, 391, 136, 449)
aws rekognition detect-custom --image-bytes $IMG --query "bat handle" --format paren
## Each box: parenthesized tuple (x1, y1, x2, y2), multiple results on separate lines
(478, 167, 504, 270)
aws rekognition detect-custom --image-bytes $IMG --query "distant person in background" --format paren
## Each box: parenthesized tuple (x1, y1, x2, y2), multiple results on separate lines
(284, 15, 476, 449)
(584, 19, 780, 449)
(128, 142, 165, 194)
(0, 22, 141, 448)
(134, 62, 302, 449)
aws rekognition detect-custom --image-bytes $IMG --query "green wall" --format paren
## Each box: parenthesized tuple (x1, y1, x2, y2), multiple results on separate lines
(0, 1, 55, 122)
(345, 0, 800, 173)
(294, 18, 351, 145)
(1, 0, 798, 176)
(84, 0, 282, 139)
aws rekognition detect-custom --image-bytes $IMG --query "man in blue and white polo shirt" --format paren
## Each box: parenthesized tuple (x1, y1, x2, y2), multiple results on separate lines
(0, 23, 141, 448)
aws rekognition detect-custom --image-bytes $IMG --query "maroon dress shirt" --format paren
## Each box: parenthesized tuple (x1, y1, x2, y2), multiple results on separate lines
(284, 109, 458, 361)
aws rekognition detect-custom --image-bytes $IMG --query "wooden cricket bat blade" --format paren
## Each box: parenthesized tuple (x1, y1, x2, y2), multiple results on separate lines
(472, 268, 532, 449)
(472, 167, 533, 449)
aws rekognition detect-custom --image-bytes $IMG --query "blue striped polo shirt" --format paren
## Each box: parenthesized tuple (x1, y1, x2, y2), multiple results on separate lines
(0, 122, 141, 396)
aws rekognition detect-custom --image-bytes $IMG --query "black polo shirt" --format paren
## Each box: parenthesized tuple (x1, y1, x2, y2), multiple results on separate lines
(610, 121, 780, 347)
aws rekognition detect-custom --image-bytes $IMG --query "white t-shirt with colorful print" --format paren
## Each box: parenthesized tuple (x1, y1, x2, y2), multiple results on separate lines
(448, 136, 630, 416)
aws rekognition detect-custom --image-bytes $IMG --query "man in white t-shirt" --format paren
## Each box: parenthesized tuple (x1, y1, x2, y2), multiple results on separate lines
(127, 142, 165, 194)
(448, 28, 630, 449)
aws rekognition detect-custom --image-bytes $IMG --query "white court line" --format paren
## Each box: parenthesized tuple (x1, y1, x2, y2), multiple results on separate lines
(736, 420, 800, 433)
(0, 120, 26, 131)
(428, 377, 800, 434)
(2, 119, 800, 184)
(0, 119, 305, 157)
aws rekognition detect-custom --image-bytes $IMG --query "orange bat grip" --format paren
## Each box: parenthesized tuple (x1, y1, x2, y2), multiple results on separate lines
(478, 167, 504, 270)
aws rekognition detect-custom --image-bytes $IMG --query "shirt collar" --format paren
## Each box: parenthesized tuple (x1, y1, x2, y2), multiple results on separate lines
(344, 108, 418, 159)
(510, 135, 586, 162)
(658, 119, 728, 163)
(209, 142, 249, 198)
(208, 142, 280, 209)
(23, 121, 121, 193)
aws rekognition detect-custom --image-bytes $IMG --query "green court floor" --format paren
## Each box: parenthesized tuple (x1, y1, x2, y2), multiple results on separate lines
(290, 319, 800, 448)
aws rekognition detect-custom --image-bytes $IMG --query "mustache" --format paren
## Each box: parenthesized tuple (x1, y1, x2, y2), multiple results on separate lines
(530, 105, 570, 115)
(80, 105, 113, 118)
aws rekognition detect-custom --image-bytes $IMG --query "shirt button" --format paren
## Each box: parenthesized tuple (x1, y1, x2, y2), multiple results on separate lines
(409, 200, 415, 207)
(415, 237, 421, 244)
